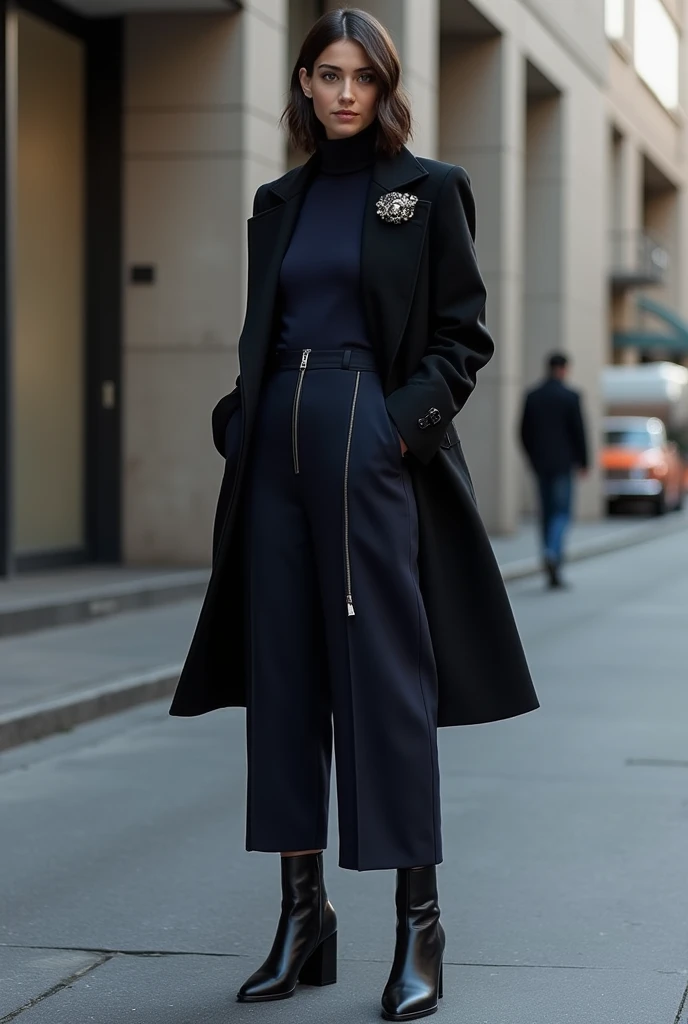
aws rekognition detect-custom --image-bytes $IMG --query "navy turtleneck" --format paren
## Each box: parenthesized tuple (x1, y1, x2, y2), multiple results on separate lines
(277, 122, 377, 353)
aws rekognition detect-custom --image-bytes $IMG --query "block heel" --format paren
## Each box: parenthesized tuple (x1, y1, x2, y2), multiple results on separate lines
(299, 930, 338, 987)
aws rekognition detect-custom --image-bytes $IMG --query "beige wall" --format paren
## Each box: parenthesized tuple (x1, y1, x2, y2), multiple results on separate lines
(440, 0, 607, 529)
(123, 2, 287, 564)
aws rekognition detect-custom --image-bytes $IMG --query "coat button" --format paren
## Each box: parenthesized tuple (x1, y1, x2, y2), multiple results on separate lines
(429, 407, 442, 426)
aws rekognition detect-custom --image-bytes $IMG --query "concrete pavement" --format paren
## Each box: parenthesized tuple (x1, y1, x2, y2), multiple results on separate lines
(1, 529, 688, 1021)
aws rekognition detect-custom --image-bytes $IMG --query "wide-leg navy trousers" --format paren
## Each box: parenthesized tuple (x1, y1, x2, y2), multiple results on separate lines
(241, 349, 441, 871)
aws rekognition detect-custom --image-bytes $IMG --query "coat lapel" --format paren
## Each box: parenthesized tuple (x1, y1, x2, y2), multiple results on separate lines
(361, 147, 430, 387)
(238, 156, 318, 415)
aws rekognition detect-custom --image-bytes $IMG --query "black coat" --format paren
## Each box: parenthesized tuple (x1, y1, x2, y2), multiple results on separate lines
(520, 379, 589, 476)
(170, 145, 538, 727)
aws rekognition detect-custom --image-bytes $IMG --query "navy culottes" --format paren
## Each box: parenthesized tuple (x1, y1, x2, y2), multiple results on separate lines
(241, 349, 442, 871)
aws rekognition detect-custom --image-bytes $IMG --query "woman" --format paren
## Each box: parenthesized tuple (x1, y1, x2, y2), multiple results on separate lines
(170, 8, 538, 1021)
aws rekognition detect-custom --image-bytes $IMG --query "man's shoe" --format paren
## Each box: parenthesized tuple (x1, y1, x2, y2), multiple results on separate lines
(544, 557, 564, 589)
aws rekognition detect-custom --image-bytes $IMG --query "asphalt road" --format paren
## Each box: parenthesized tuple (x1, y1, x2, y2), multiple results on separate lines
(2, 531, 688, 1023)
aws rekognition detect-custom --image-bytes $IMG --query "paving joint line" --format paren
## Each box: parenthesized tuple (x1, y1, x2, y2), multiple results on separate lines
(674, 979, 688, 1024)
(0, 943, 653, 973)
(0, 953, 113, 1022)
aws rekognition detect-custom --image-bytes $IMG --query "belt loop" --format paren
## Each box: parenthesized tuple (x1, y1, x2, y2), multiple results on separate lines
(342, 350, 352, 370)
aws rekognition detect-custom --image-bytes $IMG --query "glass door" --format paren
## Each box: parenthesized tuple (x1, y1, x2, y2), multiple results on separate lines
(12, 10, 85, 561)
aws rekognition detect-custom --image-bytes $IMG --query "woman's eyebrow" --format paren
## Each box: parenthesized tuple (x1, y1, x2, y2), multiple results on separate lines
(317, 63, 375, 72)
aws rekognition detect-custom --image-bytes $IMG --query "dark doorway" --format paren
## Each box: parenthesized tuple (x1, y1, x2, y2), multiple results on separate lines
(0, 0, 122, 575)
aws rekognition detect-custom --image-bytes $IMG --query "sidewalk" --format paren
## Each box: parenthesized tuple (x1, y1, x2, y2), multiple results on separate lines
(1, 509, 686, 751)
(495, 508, 688, 579)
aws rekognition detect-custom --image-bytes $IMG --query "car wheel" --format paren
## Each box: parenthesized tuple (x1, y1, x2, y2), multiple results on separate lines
(653, 490, 667, 516)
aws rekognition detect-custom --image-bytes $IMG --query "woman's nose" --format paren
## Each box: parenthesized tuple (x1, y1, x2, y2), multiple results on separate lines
(339, 79, 354, 102)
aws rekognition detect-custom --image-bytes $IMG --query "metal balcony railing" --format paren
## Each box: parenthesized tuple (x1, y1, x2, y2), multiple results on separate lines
(610, 230, 669, 290)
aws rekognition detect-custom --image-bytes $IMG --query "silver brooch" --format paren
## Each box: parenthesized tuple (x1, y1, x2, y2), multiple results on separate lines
(376, 191, 418, 225)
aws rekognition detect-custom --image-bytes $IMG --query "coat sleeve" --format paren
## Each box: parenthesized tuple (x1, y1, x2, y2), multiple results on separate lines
(385, 166, 495, 464)
(520, 392, 535, 463)
(211, 186, 273, 456)
(569, 392, 589, 470)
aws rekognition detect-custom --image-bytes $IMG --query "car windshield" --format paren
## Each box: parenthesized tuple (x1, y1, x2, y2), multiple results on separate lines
(605, 429, 654, 449)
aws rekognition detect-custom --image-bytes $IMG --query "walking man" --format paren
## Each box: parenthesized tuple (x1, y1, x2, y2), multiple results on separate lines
(520, 353, 589, 589)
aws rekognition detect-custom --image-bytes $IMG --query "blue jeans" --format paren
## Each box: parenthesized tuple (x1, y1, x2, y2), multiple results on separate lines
(537, 473, 573, 565)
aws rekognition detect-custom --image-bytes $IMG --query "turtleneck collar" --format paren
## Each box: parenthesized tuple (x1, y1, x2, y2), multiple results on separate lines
(317, 121, 378, 176)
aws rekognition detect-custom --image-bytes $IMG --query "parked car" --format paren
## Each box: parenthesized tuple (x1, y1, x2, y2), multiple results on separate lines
(601, 416, 684, 516)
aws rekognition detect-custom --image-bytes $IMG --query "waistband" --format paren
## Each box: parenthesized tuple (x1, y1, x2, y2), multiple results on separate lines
(272, 348, 379, 372)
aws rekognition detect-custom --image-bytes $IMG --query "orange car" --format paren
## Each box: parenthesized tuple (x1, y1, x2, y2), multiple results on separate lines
(601, 416, 684, 515)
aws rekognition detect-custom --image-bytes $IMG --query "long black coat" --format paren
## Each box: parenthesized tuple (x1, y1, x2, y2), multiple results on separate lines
(170, 145, 538, 727)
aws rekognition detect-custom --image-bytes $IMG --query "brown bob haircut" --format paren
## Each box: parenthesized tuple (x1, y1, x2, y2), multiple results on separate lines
(281, 8, 412, 157)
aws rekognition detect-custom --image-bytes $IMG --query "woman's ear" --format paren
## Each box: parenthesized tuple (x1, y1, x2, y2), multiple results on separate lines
(299, 67, 313, 99)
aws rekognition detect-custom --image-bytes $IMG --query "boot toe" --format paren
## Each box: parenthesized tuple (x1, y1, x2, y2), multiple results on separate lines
(237, 972, 295, 1003)
(381, 983, 438, 1021)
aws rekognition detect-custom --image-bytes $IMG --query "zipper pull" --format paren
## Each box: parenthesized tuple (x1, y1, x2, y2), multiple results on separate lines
(346, 596, 356, 617)
(300, 348, 311, 370)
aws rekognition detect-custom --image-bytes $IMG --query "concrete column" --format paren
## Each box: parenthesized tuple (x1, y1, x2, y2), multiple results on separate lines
(123, 1, 287, 564)
(560, 79, 607, 519)
(524, 92, 564, 389)
(440, 33, 526, 534)
(324, 0, 439, 157)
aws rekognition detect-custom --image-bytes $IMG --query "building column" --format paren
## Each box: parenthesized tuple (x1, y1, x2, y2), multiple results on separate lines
(614, 133, 644, 338)
(440, 32, 526, 534)
(123, 0, 287, 564)
(559, 78, 607, 519)
(324, 0, 439, 156)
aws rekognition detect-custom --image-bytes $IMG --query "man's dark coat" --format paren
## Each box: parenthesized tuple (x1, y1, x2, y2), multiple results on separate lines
(520, 378, 589, 476)
(170, 145, 539, 727)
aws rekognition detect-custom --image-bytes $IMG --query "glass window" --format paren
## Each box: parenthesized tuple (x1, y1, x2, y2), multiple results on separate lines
(606, 0, 626, 39)
(634, 0, 680, 109)
(605, 429, 654, 448)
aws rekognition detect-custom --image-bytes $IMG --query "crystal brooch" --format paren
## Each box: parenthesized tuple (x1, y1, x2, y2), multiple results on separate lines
(376, 191, 418, 225)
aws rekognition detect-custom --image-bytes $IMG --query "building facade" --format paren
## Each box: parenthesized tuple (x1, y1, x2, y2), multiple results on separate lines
(0, 0, 684, 574)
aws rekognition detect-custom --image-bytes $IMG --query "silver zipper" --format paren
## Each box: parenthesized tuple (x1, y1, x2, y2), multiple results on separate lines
(291, 348, 311, 474)
(343, 372, 361, 617)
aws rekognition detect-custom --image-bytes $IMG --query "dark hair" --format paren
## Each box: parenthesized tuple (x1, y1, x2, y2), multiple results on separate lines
(548, 353, 569, 371)
(281, 8, 412, 157)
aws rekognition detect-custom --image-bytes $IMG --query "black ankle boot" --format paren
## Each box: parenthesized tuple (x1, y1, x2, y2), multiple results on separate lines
(237, 853, 337, 1002)
(381, 866, 445, 1021)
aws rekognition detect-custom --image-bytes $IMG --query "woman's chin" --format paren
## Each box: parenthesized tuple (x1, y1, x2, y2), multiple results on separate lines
(326, 119, 368, 140)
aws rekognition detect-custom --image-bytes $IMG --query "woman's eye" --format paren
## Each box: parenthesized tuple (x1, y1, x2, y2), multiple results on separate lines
(359, 74, 375, 83)
(322, 73, 337, 82)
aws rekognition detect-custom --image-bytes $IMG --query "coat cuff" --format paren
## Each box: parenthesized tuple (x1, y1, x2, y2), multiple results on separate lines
(385, 386, 454, 465)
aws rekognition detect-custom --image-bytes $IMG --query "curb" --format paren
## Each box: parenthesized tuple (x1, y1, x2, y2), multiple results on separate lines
(0, 572, 208, 640)
(0, 665, 182, 753)
(500, 513, 688, 582)
(2, 515, 686, 754)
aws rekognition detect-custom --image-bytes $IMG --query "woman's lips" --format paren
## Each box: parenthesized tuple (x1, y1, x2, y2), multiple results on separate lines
(334, 112, 358, 120)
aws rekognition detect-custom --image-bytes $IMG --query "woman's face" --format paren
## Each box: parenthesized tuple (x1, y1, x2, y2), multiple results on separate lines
(300, 39, 380, 141)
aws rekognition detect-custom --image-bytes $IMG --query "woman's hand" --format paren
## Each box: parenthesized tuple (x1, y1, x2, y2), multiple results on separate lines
(399, 434, 408, 457)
